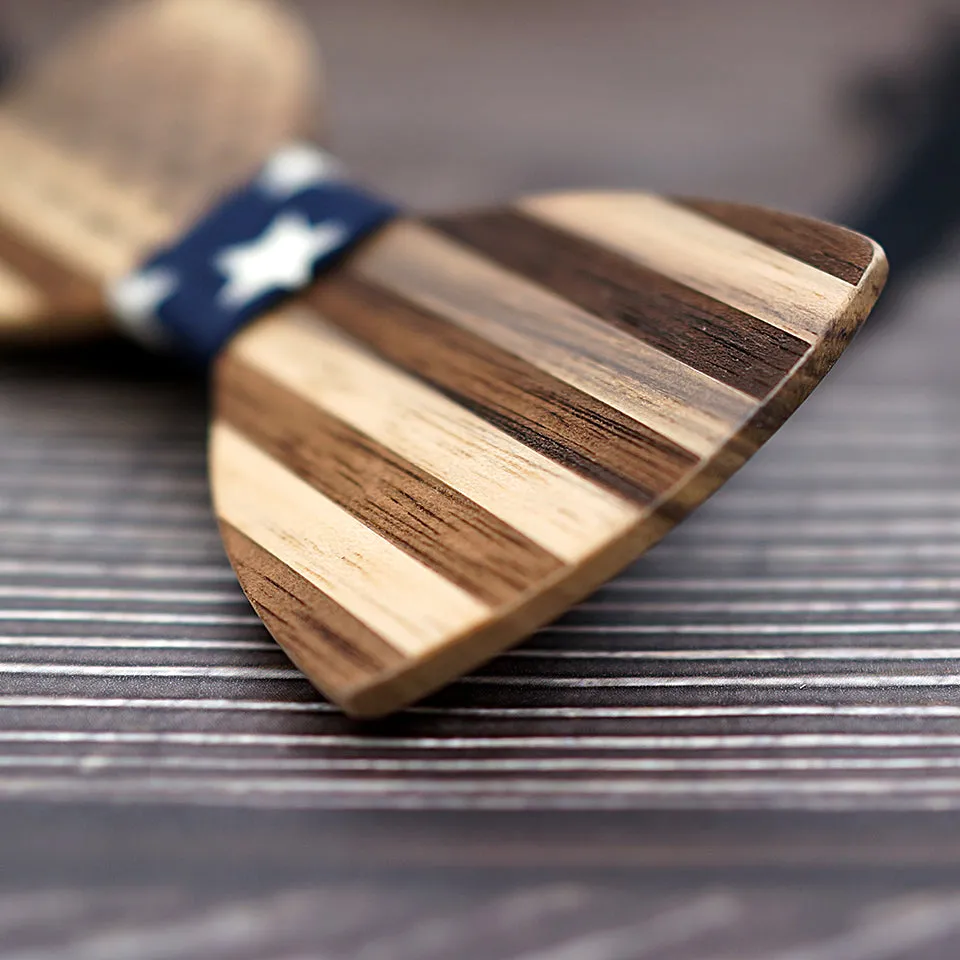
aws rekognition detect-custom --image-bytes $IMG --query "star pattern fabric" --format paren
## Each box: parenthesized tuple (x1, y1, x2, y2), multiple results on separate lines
(107, 268, 179, 349)
(216, 215, 349, 309)
(108, 144, 398, 363)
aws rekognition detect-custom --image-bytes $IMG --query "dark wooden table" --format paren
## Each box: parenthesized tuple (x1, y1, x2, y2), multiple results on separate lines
(1, 2, 959, 957)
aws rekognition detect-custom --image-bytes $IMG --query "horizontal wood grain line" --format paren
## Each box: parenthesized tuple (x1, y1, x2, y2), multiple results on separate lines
(310, 276, 697, 504)
(545, 623, 960, 635)
(0, 477, 209, 493)
(9, 506, 214, 523)
(0, 696, 337, 712)
(4, 698, 957, 718)
(0, 437, 206, 449)
(0, 642, 954, 662)
(0, 522, 218, 540)
(8, 731, 960, 750)
(0, 560, 236, 581)
(354, 222, 752, 458)
(676, 498, 960, 512)
(429, 208, 810, 401)
(7, 664, 958, 685)
(652, 522, 960, 540)
(8, 755, 960, 774)
(3, 776, 960, 800)
(219, 523, 406, 694)
(521, 193, 857, 342)
(0, 610, 258, 624)
(0, 450, 206, 466)
(513, 647, 960, 660)
(649, 543, 960, 560)
(686, 491, 960, 508)
(0, 568, 944, 593)
(218, 354, 564, 607)
(211, 423, 491, 659)
(677, 198, 876, 285)
(575, 599, 960, 612)
(0, 638, 953, 658)
(0, 546, 224, 562)
(229, 308, 641, 562)
(461, 675, 960, 688)
(603, 577, 960, 591)
(0, 663, 301, 678)
(0, 587, 242, 603)
(0, 636, 273, 649)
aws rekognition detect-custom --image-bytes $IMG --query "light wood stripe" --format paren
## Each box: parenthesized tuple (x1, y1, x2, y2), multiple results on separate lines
(0, 116, 171, 281)
(0, 208, 104, 321)
(211, 423, 491, 660)
(0, 261, 41, 323)
(311, 276, 699, 504)
(520, 192, 858, 343)
(217, 353, 565, 606)
(430, 209, 812, 401)
(678, 198, 876, 285)
(355, 222, 753, 458)
(219, 522, 407, 693)
(229, 307, 642, 562)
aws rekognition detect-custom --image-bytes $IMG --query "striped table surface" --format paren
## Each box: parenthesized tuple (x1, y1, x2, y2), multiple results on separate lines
(0, 323, 956, 817)
(5, 883, 960, 960)
(1, 324, 960, 960)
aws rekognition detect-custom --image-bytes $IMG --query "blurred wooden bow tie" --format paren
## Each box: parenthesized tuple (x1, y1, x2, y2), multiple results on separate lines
(0, 0, 887, 716)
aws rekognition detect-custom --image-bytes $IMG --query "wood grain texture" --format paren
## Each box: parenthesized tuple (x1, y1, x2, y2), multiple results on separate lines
(0, 0, 321, 340)
(310, 275, 700, 503)
(354, 221, 755, 459)
(212, 191, 887, 716)
(211, 422, 492, 661)
(429, 208, 811, 401)
(217, 352, 565, 606)
(521, 193, 857, 342)
(219, 522, 407, 694)
(225, 307, 642, 562)
(678, 198, 876, 285)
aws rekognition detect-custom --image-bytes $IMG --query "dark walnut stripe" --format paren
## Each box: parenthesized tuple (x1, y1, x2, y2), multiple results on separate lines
(676, 197, 875, 286)
(0, 210, 103, 316)
(428, 209, 810, 402)
(217, 354, 564, 607)
(308, 275, 698, 505)
(219, 522, 407, 693)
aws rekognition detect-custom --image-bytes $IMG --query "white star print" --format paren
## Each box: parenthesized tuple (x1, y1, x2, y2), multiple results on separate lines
(257, 144, 345, 198)
(107, 267, 178, 349)
(215, 213, 348, 309)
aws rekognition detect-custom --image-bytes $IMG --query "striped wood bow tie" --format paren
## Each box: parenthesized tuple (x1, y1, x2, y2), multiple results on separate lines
(0, 0, 888, 716)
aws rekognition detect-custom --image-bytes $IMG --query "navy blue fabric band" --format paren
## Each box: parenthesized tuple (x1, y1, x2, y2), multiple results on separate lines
(108, 146, 399, 363)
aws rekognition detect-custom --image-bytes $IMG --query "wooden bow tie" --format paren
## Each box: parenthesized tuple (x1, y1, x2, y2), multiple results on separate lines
(0, 0, 887, 716)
